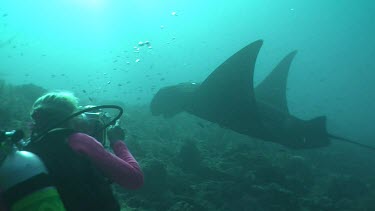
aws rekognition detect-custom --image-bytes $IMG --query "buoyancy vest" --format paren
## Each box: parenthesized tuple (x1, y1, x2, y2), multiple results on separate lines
(25, 128, 120, 211)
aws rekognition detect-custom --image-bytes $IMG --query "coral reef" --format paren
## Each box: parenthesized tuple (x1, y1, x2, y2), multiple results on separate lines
(0, 81, 46, 131)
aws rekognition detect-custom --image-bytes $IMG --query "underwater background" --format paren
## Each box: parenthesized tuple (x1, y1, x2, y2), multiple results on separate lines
(1, 0, 375, 210)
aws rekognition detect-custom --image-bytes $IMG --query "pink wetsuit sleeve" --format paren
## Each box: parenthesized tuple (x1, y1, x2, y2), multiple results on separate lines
(67, 133, 143, 189)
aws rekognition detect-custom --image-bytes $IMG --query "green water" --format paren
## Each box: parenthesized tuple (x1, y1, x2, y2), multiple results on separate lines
(1, 0, 374, 140)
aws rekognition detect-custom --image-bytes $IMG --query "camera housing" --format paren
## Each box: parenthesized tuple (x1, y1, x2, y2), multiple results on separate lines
(73, 106, 112, 146)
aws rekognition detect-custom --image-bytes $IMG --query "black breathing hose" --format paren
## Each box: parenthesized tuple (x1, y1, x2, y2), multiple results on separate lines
(32, 105, 123, 143)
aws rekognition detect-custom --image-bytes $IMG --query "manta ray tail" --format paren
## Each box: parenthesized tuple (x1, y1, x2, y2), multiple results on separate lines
(328, 133, 375, 151)
(299, 117, 375, 151)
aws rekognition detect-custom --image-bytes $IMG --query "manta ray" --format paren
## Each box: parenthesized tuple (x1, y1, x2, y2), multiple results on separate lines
(150, 40, 369, 149)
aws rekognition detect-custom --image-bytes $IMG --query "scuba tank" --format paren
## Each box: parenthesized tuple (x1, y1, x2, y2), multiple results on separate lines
(0, 130, 66, 211)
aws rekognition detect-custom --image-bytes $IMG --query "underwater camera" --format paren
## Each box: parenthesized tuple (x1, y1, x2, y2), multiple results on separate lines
(69, 105, 124, 147)
(75, 105, 115, 146)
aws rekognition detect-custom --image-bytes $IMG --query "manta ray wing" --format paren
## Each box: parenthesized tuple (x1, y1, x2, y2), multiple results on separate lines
(255, 51, 297, 114)
(188, 40, 264, 134)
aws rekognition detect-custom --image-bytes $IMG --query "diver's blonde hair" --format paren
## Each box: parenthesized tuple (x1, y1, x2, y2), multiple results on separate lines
(31, 91, 79, 122)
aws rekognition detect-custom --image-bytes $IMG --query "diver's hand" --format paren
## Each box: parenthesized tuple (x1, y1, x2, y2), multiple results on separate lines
(107, 121, 126, 144)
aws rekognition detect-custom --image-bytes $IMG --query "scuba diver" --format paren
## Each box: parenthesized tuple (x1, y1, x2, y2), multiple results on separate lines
(0, 91, 143, 211)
